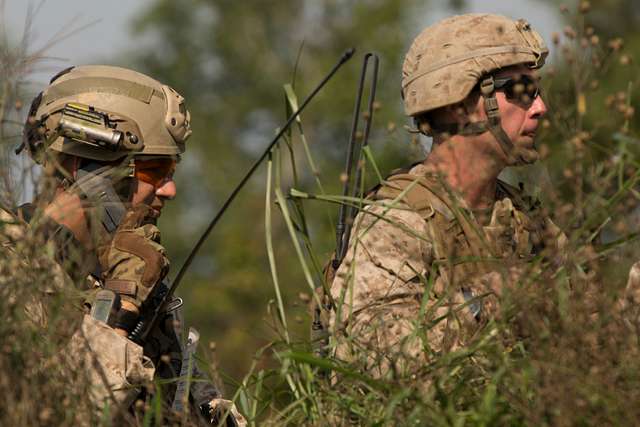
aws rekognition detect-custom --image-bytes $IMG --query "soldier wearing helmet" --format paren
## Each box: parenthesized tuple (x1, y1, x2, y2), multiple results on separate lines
(324, 14, 568, 376)
(22, 65, 190, 321)
(4, 65, 245, 424)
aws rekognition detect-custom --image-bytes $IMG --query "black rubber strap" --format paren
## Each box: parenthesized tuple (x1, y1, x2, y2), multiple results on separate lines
(112, 308, 139, 332)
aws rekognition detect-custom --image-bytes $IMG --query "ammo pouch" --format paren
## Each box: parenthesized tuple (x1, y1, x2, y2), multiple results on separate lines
(67, 315, 155, 415)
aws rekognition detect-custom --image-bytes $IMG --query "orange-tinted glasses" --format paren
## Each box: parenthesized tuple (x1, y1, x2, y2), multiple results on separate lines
(134, 158, 177, 188)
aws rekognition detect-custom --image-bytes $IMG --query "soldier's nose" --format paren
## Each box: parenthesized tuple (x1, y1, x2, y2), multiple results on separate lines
(156, 179, 176, 200)
(529, 95, 547, 118)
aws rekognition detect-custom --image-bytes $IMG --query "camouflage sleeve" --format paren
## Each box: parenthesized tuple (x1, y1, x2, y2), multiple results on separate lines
(329, 202, 433, 377)
(0, 208, 81, 327)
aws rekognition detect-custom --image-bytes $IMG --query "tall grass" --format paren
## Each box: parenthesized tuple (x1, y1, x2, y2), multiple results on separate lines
(230, 5, 640, 426)
(3, 3, 640, 426)
(0, 7, 99, 426)
(0, 8, 233, 427)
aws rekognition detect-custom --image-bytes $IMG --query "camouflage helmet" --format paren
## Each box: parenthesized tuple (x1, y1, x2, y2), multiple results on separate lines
(402, 13, 548, 117)
(23, 65, 192, 163)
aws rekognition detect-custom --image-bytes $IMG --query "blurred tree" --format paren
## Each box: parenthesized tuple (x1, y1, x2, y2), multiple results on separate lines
(129, 0, 640, 391)
(520, 0, 640, 291)
(534, 0, 639, 206)
(128, 0, 438, 384)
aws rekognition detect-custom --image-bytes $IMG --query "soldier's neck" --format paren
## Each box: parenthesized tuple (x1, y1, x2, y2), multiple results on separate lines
(424, 137, 505, 210)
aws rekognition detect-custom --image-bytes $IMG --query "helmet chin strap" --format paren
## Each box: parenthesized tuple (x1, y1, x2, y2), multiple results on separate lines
(70, 162, 127, 234)
(478, 76, 517, 162)
(430, 76, 538, 165)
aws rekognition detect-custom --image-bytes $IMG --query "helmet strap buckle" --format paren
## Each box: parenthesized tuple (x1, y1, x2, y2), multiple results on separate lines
(480, 76, 502, 127)
(480, 77, 495, 96)
(479, 76, 517, 158)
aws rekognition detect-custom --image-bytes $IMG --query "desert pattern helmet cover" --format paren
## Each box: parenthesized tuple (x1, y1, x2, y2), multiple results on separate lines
(402, 13, 548, 117)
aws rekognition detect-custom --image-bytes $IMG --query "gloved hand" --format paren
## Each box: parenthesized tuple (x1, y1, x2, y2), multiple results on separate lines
(202, 398, 247, 427)
(97, 205, 169, 335)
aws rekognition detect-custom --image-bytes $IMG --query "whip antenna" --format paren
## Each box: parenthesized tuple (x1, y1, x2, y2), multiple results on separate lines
(334, 52, 380, 268)
(129, 48, 356, 343)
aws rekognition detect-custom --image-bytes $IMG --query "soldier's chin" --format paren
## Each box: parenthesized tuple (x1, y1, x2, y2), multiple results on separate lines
(138, 204, 160, 224)
(147, 208, 160, 223)
(510, 146, 539, 166)
(140, 214, 158, 226)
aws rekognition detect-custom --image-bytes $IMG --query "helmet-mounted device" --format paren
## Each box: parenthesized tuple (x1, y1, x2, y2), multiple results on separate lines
(20, 65, 192, 163)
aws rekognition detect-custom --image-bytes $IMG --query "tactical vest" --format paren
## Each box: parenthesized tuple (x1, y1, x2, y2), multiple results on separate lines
(1, 205, 219, 412)
(311, 172, 551, 357)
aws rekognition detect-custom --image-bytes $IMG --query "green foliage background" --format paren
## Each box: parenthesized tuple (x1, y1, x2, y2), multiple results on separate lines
(127, 0, 434, 384)
(122, 0, 640, 394)
(3, 0, 640, 425)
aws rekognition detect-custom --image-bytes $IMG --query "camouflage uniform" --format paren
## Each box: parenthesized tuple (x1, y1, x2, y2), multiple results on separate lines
(319, 20, 640, 417)
(319, 14, 560, 376)
(13, 65, 244, 424)
(329, 164, 567, 375)
(1, 203, 220, 417)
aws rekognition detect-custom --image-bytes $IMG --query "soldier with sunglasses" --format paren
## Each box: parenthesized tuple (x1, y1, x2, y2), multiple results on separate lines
(3, 65, 245, 425)
(322, 14, 568, 376)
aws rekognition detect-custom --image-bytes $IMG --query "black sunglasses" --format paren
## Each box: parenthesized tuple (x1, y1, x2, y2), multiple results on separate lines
(493, 74, 541, 104)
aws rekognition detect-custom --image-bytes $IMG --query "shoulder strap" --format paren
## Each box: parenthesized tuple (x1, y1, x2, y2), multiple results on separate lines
(374, 173, 451, 220)
(375, 173, 495, 272)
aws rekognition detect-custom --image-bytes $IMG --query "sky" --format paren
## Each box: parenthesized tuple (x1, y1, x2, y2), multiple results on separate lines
(4, 0, 562, 89)
(2, 0, 563, 203)
(434, 0, 561, 44)
(2, 0, 154, 85)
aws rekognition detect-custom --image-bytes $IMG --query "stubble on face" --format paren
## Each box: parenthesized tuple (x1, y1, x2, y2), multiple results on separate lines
(129, 180, 163, 219)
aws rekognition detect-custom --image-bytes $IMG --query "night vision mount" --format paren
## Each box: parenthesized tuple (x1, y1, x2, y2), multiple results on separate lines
(57, 102, 144, 152)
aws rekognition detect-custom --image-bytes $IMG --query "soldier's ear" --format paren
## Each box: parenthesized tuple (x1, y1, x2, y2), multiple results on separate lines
(445, 102, 471, 126)
(458, 91, 483, 121)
